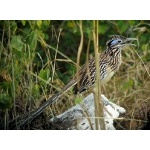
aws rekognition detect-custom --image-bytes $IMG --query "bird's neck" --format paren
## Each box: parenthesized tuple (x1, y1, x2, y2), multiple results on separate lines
(105, 47, 120, 55)
(105, 47, 122, 71)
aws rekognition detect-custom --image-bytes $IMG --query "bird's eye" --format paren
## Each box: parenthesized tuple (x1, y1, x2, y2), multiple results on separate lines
(108, 39, 122, 47)
(111, 39, 122, 45)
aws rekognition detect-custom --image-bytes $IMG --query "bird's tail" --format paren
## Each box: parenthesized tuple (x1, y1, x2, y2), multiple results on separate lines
(9, 79, 77, 129)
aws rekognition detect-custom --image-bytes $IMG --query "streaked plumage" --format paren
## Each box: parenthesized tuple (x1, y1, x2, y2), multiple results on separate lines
(10, 35, 136, 128)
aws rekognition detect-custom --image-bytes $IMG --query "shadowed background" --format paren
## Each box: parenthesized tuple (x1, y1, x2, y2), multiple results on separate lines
(0, 20, 149, 129)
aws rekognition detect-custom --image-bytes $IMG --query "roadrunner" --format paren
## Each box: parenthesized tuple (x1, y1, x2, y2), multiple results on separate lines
(10, 35, 137, 129)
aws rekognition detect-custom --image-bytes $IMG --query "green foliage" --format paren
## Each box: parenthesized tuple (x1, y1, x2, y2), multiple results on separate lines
(121, 79, 134, 91)
(11, 35, 24, 51)
(98, 24, 109, 34)
(75, 96, 82, 105)
(27, 30, 38, 51)
(0, 93, 12, 109)
(0, 20, 149, 128)
(38, 69, 51, 84)
(32, 84, 41, 98)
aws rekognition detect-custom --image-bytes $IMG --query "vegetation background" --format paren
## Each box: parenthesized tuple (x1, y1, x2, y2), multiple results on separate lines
(0, 20, 149, 129)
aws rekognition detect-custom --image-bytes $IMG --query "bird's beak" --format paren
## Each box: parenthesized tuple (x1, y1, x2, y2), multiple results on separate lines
(126, 38, 137, 41)
(126, 38, 137, 43)
(124, 37, 137, 46)
(116, 37, 137, 48)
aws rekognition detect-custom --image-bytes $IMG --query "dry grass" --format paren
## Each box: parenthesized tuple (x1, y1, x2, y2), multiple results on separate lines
(101, 46, 150, 129)
(41, 27, 150, 130)
(48, 39, 150, 130)
(0, 21, 149, 130)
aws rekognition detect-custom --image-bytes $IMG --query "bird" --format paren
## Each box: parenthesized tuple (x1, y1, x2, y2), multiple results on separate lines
(10, 35, 137, 129)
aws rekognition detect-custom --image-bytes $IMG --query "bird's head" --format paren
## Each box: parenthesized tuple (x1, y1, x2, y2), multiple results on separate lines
(106, 35, 137, 49)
